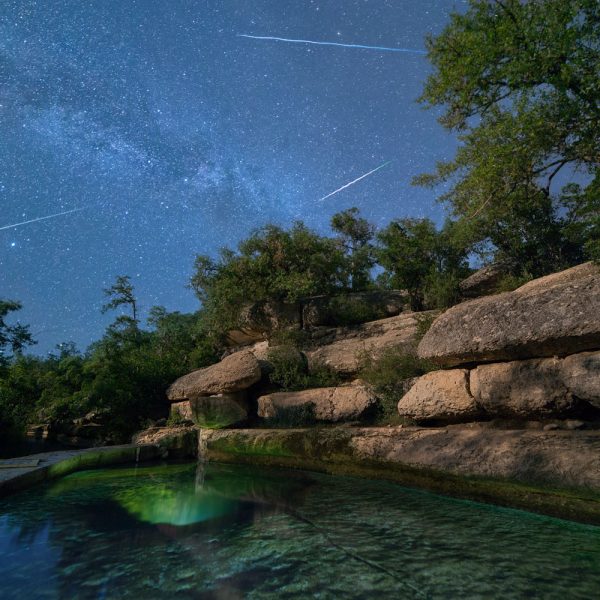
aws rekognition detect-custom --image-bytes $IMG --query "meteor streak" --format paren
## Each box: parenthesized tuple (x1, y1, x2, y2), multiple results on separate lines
(0, 208, 84, 231)
(318, 161, 392, 202)
(238, 34, 427, 55)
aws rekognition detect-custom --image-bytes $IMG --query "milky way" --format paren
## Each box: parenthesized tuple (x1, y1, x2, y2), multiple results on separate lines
(0, 0, 463, 352)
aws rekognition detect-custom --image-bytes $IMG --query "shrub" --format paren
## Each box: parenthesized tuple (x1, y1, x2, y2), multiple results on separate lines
(267, 345, 340, 392)
(358, 347, 434, 424)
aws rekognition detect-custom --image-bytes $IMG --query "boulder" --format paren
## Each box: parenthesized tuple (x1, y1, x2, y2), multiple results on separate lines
(170, 401, 192, 421)
(561, 351, 600, 409)
(302, 290, 407, 328)
(418, 262, 600, 366)
(459, 261, 512, 298)
(471, 358, 577, 418)
(167, 350, 261, 400)
(226, 299, 301, 345)
(190, 392, 249, 428)
(397, 369, 480, 423)
(306, 312, 434, 377)
(257, 385, 376, 423)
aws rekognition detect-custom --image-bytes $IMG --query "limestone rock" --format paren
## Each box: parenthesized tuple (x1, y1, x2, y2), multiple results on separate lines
(561, 351, 600, 409)
(257, 385, 376, 423)
(302, 290, 407, 328)
(170, 400, 192, 421)
(167, 350, 261, 400)
(226, 299, 301, 346)
(132, 425, 198, 458)
(471, 358, 577, 417)
(418, 262, 600, 366)
(397, 369, 480, 423)
(306, 312, 433, 377)
(190, 392, 249, 428)
(459, 261, 512, 298)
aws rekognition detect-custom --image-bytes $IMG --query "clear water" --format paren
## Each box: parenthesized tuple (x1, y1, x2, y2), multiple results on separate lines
(1, 462, 599, 599)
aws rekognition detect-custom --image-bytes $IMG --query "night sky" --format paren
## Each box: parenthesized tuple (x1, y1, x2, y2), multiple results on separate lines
(1, 0, 465, 354)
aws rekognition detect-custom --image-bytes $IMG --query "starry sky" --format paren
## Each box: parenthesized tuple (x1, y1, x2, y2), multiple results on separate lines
(1, 0, 465, 354)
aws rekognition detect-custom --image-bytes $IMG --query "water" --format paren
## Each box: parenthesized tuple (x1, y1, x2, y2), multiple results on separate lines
(1, 462, 599, 599)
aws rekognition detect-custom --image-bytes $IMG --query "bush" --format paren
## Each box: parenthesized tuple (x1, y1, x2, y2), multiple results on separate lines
(267, 345, 340, 392)
(359, 347, 434, 424)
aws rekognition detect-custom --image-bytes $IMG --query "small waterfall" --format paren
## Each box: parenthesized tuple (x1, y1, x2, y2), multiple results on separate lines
(135, 446, 140, 464)
(196, 427, 208, 463)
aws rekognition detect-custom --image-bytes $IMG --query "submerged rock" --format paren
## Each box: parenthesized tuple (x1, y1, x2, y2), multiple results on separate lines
(167, 350, 261, 400)
(397, 369, 480, 423)
(257, 385, 376, 423)
(418, 262, 600, 367)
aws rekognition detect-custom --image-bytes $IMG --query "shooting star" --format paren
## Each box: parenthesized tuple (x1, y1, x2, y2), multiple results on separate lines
(238, 34, 427, 55)
(318, 161, 392, 202)
(0, 208, 84, 231)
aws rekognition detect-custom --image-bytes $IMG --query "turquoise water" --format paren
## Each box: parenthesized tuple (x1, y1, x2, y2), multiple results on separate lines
(1, 462, 599, 599)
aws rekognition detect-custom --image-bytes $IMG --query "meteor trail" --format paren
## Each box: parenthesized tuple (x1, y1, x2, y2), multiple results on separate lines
(238, 34, 427, 55)
(0, 208, 84, 231)
(318, 161, 392, 202)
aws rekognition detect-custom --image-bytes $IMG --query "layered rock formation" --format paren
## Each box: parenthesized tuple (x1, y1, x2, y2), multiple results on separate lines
(419, 262, 600, 366)
(397, 369, 479, 422)
(305, 312, 432, 376)
(167, 350, 261, 428)
(257, 385, 376, 423)
(399, 263, 600, 423)
(226, 290, 408, 345)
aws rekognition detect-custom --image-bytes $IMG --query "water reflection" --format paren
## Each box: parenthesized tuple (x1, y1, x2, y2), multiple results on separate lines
(1, 462, 599, 599)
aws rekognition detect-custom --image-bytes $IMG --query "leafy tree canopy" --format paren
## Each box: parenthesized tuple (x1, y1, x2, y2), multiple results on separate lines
(416, 0, 600, 270)
(0, 300, 35, 367)
(376, 218, 470, 311)
(191, 221, 351, 333)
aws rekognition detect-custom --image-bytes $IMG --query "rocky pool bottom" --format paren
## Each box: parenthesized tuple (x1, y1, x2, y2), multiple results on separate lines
(1, 462, 599, 599)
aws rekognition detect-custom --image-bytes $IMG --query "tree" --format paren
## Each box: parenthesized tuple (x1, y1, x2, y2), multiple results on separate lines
(331, 207, 375, 291)
(191, 222, 349, 334)
(375, 218, 469, 310)
(0, 300, 35, 367)
(102, 275, 139, 334)
(416, 0, 600, 272)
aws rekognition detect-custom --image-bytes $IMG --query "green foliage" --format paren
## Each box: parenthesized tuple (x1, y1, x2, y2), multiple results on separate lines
(375, 218, 470, 310)
(191, 222, 350, 335)
(325, 295, 392, 327)
(415, 312, 437, 341)
(0, 300, 35, 367)
(102, 275, 139, 327)
(493, 273, 534, 294)
(359, 348, 435, 424)
(0, 299, 219, 443)
(330, 207, 375, 291)
(417, 0, 600, 274)
(267, 345, 339, 392)
(166, 410, 187, 427)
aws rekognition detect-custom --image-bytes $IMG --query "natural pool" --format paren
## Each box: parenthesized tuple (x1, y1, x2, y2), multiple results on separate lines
(1, 462, 599, 599)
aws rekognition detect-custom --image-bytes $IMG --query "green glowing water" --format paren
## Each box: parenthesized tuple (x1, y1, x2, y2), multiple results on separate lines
(1, 462, 599, 598)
